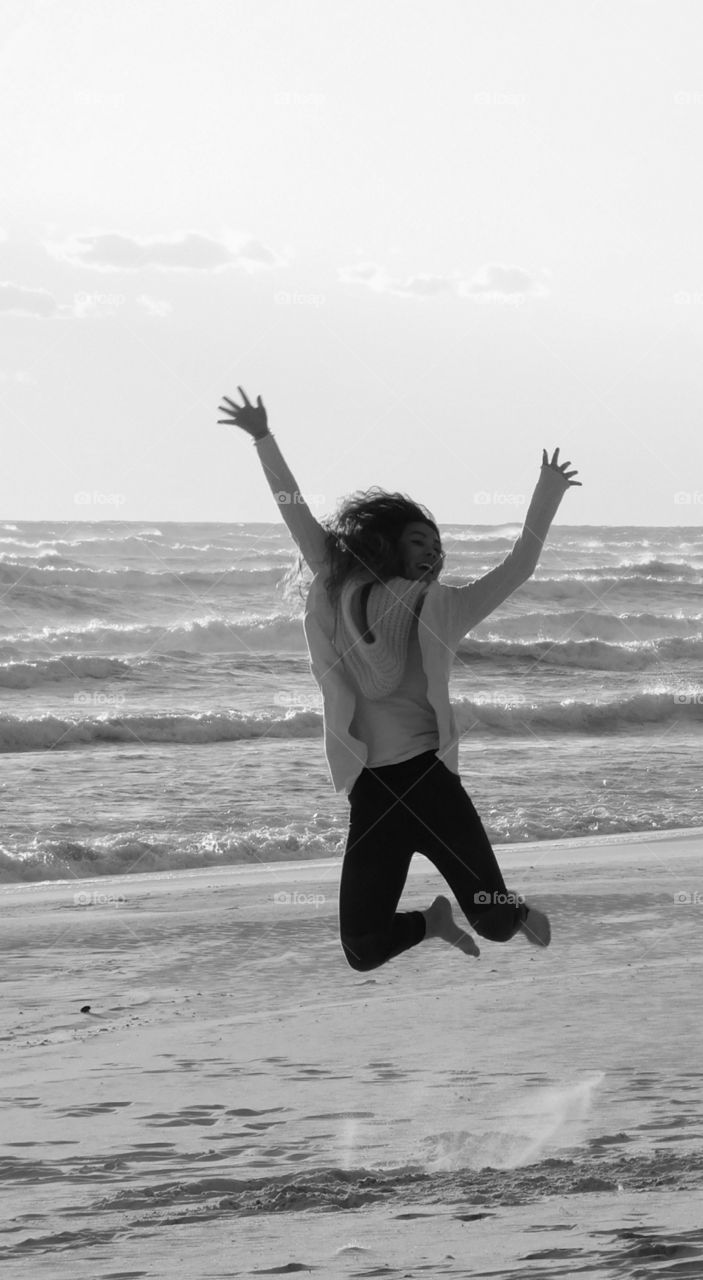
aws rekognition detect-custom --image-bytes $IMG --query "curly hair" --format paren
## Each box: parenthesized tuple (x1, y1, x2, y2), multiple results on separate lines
(280, 487, 441, 611)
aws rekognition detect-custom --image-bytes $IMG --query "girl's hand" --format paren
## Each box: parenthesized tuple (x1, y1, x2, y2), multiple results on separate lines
(218, 386, 268, 439)
(542, 447, 581, 486)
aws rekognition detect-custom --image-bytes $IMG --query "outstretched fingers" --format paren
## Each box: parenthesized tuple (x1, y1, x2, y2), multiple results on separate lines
(217, 402, 240, 424)
(217, 386, 268, 437)
(542, 445, 582, 486)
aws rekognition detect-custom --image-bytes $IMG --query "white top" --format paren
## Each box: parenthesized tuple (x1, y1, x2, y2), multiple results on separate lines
(347, 613, 440, 766)
(253, 432, 570, 796)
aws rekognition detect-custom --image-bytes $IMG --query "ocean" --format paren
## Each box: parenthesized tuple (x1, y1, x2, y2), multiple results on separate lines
(1, 519, 702, 884)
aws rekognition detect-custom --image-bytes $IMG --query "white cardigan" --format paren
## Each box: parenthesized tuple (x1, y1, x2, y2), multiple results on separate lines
(253, 432, 571, 797)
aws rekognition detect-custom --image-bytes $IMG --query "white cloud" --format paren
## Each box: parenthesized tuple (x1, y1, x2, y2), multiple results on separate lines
(0, 281, 58, 317)
(136, 293, 172, 318)
(0, 279, 172, 322)
(44, 230, 285, 273)
(458, 262, 550, 301)
(338, 262, 386, 287)
(338, 261, 455, 296)
(338, 260, 549, 302)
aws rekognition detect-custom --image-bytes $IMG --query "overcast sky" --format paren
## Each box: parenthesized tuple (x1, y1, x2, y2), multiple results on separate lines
(1, 0, 702, 526)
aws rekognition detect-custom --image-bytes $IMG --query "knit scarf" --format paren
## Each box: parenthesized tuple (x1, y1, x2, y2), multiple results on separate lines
(335, 572, 427, 699)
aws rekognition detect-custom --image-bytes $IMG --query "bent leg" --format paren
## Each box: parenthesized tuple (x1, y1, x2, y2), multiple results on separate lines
(339, 765, 427, 972)
(415, 763, 523, 943)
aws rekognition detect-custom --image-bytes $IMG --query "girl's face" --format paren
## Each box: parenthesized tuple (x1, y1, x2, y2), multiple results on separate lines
(397, 522, 444, 581)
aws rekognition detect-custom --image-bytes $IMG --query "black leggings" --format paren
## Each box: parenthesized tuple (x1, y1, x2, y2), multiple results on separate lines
(339, 749, 524, 972)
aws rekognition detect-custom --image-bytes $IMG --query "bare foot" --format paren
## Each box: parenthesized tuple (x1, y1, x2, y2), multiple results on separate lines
(422, 895, 480, 958)
(519, 904, 551, 947)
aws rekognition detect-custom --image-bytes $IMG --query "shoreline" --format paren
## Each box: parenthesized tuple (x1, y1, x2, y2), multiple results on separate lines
(2, 822, 701, 906)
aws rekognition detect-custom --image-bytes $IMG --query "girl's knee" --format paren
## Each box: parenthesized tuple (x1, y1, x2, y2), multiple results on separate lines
(474, 920, 516, 943)
(471, 906, 521, 943)
(341, 932, 385, 972)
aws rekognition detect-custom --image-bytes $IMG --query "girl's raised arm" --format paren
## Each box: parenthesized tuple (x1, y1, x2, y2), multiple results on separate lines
(218, 386, 329, 573)
(445, 448, 581, 644)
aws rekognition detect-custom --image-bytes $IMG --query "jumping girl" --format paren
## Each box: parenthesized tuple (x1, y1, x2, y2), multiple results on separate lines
(218, 387, 581, 970)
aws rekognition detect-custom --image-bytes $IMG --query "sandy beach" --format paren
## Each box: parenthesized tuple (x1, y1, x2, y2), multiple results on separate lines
(2, 829, 703, 1278)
